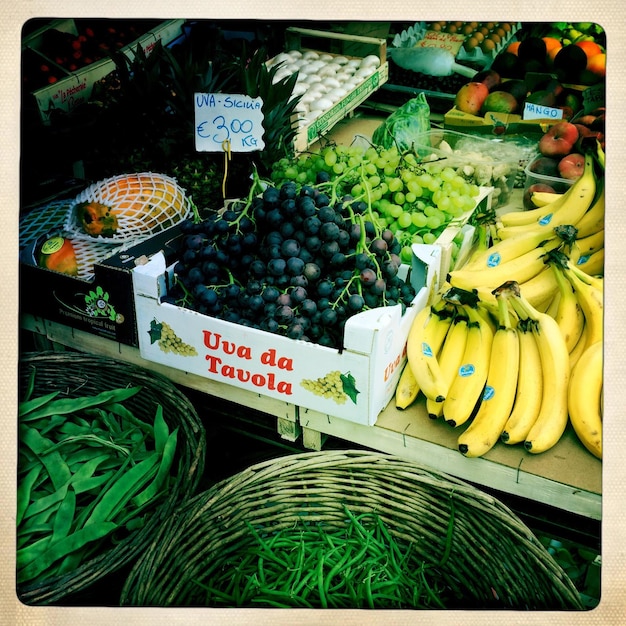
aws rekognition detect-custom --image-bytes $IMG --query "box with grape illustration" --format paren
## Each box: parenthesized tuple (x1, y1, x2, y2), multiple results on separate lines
(132, 245, 441, 426)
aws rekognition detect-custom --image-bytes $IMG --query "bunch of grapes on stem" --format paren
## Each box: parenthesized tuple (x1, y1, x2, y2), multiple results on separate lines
(271, 143, 481, 263)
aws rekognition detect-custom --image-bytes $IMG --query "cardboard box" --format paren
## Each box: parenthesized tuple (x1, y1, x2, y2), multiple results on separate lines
(19, 207, 183, 346)
(131, 245, 440, 426)
(26, 19, 185, 124)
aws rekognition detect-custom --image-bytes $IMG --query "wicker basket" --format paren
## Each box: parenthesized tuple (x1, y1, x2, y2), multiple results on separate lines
(120, 449, 584, 610)
(17, 351, 207, 605)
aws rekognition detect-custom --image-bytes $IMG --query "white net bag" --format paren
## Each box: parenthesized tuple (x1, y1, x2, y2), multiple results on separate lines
(64, 172, 193, 243)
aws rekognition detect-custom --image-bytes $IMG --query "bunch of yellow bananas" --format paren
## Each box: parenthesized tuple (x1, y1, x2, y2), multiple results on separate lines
(395, 151, 603, 459)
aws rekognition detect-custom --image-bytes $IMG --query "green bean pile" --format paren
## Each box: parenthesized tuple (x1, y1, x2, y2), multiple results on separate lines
(192, 507, 452, 609)
(17, 375, 179, 586)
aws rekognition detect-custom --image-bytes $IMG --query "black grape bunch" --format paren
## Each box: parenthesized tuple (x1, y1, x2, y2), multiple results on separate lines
(167, 169, 418, 351)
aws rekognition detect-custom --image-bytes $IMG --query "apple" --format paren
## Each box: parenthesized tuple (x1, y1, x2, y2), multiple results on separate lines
(538, 121, 579, 158)
(558, 153, 585, 180)
(524, 183, 557, 210)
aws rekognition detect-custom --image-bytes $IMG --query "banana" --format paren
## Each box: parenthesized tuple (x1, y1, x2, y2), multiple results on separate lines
(567, 340, 603, 459)
(573, 247, 604, 277)
(498, 152, 596, 229)
(544, 290, 561, 319)
(426, 311, 469, 419)
(509, 293, 570, 455)
(529, 190, 564, 207)
(395, 362, 421, 410)
(443, 303, 494, 428)
(406, 301, 454, 403)
(448, 239, 559, 294)
(569, 180, 605, 239)
(496, 153, 596, 238)
(517, 265, 560, 309)
(561, 260, 603, 350)
(458, 290, 520, 457)
(572, 229, 604, 260)
(501, 320, 544, 445)
(460, 227, 557, 273)
(552, 261, 585, 352)
(568, 321, 588, 371)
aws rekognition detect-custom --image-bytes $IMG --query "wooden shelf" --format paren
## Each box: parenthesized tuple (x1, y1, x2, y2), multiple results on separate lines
(22, 314, 601, 521)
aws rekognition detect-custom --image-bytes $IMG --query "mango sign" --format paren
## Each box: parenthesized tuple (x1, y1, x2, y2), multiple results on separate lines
(194, 93, 265, 152)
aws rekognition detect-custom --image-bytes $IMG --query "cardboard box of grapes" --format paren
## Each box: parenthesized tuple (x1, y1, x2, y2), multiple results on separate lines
(132, 243, 442, 426)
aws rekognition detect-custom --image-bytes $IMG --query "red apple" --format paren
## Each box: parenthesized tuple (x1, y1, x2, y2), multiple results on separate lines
(538, 121, 580, 158)
(558, 153, 585, 180)
(524, 183, 557, 210)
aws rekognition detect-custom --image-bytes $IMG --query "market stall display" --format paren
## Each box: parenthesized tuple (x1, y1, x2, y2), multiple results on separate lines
(17, 18, 605, 610)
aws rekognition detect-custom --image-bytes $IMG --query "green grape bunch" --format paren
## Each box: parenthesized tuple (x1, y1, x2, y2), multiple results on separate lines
(271, 144, 481, 265)
(148, 319, 198, 356)
(300, 370, 360, 405)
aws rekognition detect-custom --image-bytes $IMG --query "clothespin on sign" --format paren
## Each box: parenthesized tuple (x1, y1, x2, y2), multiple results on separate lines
(221, 139, 232, 200)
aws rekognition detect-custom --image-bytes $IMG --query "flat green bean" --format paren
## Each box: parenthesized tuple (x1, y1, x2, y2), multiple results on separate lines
(16, 534, 52, 569)
(16, 465, 41, 526)
(17, 521, 117, 584)
(18, 390, 60, 418)
(131, 427, 178, 508)
(19, 425, 72, 490)
(84, 453, 159, 526)
(20, 386, 143, 422)
(51, 488, 76, 544)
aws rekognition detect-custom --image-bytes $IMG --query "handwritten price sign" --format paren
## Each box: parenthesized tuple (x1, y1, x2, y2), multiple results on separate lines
(194, 93, 265, 152)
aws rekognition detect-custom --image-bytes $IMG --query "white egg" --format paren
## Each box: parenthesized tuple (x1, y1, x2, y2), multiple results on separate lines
(321, 77, 341, 90)
(272, 52, 292, 66)
(272, 69, 292, 83)
(305, 110, 321, 124)
(304, 73, 323, 85)
(306, 60, 325, 74)
(294, 100, 308, 113)
(317, 64, 338, 78)
(327, 87, 348, 100)
(302, 50, 320, 60)
(311, 97, 334, 111)
(360, 54, 381, 68)
(339, 65, 357, 76)
(355, 66, 376, 79)
(292, 82, 309, 96)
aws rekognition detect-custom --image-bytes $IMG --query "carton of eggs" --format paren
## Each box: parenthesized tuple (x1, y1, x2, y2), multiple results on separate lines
(266, 49, 382, 127)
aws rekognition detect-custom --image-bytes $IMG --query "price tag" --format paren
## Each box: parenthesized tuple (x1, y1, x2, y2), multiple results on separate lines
(194, 93, 265, 152)
(523, 102, 564, 121)
(415, 30, 465, 56)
